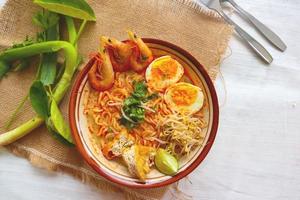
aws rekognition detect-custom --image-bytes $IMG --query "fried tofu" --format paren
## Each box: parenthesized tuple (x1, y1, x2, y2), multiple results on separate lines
(122, 145, 155, 181)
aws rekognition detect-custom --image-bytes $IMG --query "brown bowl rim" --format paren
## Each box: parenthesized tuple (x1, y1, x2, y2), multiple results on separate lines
(69, 38, 219, 189)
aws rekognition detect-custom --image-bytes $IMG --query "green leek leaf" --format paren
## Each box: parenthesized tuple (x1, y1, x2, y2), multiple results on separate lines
(39, 53, 58, 85)
(38, 11, 60, 85)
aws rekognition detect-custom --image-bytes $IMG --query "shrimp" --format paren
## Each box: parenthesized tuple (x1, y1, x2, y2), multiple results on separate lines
(127, 31, 154, 72)
(88, 37, 115, 91)
(102, 36, 132, 72)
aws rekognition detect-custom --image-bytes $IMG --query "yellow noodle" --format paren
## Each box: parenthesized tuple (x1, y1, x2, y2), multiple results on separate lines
(84, 71, 208, 157)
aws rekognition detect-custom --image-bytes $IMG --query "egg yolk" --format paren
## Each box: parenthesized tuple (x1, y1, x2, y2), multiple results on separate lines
(151, 59, 178, 81)
(170, 86, 198, 106)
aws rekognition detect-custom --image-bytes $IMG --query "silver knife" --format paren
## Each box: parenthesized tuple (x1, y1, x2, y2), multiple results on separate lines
(198, 0, 273, 64)
(221, 0, 286, 51)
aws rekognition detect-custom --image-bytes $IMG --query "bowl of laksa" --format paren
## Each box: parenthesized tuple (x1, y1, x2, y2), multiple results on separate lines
(69, 31, 219, 188)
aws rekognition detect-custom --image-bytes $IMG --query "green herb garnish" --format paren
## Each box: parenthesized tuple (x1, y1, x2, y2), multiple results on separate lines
(120, 81, 157, 129)
(132, 81, 148, 99)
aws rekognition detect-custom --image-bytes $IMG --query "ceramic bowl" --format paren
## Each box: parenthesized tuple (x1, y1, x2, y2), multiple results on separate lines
(69, 38, 219, 188)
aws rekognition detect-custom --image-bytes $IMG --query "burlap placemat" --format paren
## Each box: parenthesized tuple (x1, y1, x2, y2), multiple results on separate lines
(0, 0, 233, 199)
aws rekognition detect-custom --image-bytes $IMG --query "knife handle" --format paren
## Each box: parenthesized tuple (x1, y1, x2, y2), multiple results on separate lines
(226, 0, 287, 52)
(220, 12, 273, 64)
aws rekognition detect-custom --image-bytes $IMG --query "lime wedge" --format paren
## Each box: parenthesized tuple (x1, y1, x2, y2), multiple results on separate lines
(155, 148, 179, 175)
(33, 0, 96, 21)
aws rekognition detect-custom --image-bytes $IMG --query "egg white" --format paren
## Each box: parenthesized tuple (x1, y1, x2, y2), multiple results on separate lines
(145, 56, 184, 91)
(164, 82, 204, 115)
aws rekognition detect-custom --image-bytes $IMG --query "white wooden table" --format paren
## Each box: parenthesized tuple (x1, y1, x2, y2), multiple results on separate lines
(1, 0, 300, 199)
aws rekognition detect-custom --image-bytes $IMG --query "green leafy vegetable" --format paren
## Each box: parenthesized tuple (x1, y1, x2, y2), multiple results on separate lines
(53, 62, 65, 85)
(0, 0, 95, 146)
(65, 16, 77, 45)
(11, 36, 35, 49)
(46, 118, 74, 146)
(39, 53, 58, 85)
(38, 27, 59, 86)
(34, 10, 60, 86)
(73, 20, 87, 44)
(33, 10, 60, 43)
(50, 100, 74, 144)
(33, 10, 59, 30)
(29, 81, 50, 119)
(0, 41, 77, 146)
(128, 107, 145, 121)
(124, 96, 140, 107)
(10, 37, 35, 73)
(4, 11, 60, 130)
(132, 81, 148, 99)
(120, 81, 157, 129)
(33, 0, 96, 21)
(0, 37, 35, 78)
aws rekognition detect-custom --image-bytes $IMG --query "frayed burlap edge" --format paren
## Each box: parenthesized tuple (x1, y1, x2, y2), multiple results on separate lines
(1, 0, 233, 199)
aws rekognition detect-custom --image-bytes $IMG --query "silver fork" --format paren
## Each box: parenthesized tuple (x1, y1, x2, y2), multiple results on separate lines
(221, 0, 286, 51)
(198, 0, 273, 64)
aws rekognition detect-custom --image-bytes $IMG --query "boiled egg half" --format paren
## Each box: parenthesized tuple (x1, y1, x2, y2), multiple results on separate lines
(164, 82, 204, 115)
(145, 56, 184, 91)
